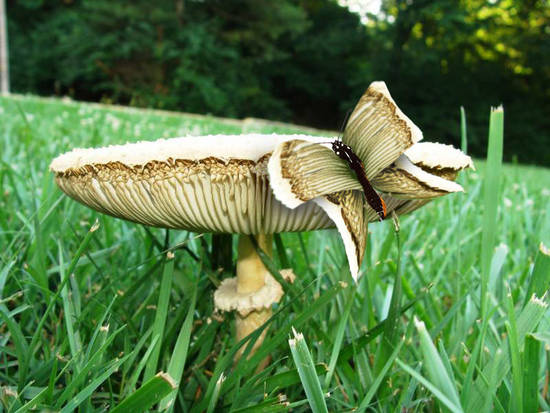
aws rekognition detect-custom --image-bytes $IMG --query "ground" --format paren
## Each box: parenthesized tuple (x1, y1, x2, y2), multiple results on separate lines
(0, 94, 549, 412)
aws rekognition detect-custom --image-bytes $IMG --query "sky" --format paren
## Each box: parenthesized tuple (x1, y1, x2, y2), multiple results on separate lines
(337, 0, 383, 24)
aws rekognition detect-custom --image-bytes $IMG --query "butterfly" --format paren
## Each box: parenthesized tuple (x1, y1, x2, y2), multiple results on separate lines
(331, 140, 387, 221)
(268, 81, 424, 279)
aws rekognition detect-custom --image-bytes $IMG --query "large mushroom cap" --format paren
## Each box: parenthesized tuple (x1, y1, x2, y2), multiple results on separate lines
(50, 134, 334, 234)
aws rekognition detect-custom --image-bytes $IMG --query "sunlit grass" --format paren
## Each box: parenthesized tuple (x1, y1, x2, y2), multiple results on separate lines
(0, 94, 549, 412)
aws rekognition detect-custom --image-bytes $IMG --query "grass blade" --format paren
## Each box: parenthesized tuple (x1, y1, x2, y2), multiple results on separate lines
(467, 295, 548, 411)
(159, 288, 197, 411)
(374, 220, 402, 377)
(244, 282, 347, 373)
(58, 240, 82, 365)
(262, 364, 327, 394)
(289, 328, 328, 413)
(59, 355, 129, 413)
(56, 325, 126, 407)
(397, 359, 463, 413)
(206, 373, 226, 413)
(356, 339, 403, 412)
(481, 106, 504, 317)
(111, 372, 176, 413)
(125, 334, 160, 394)
(522, 334, 540, 413)
(323, 284, 355, 389)
(414, 318, 462, 409)
(482, 348, 504, 413)
(525, 242, 550, 304)
(143, 251, 175, 381)
(505, 288, 522, 413)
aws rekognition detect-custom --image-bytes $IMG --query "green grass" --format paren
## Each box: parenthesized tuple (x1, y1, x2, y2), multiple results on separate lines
(1, 94, 549, 412)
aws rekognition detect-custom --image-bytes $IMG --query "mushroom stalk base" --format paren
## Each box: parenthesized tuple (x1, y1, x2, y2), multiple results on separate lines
(236, 309, 270, 361)
(214, 234, 282, 362)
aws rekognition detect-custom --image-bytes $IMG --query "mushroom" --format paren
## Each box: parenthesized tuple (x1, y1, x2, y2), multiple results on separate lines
(50, 133, 335, 358)
(50, 81, 472, 359)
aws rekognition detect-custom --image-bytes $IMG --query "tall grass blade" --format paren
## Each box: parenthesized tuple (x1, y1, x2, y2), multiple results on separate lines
(274, 233, 290, 268)
(111, 372, 176, 413)
(58, 240, 82, 365)
(414, 318, 462, 409)
(206, 373, 226, 413)
(323, 284, 355, 389)
(356, 339, 403, 412)
(481, 106, 504, 316)
(397, 360, 463, 413)
(56, 325, 126, 407)
(505, 289, 522, 413)
(522, 334, 540, 413)
(125, 334, 160, 394)
(59, 355, 129, 413)
(466, 295, 548, 411)
(261, 364, 327, 394)
(525, 242, 550, 304)
(159, 288, 197, 411)
(0, 308, 29, 382)
(143, 251, 175, 381)
(482, 348, 504, 413)
(374, 220, 402, 377)
(289, 328, 328, 413)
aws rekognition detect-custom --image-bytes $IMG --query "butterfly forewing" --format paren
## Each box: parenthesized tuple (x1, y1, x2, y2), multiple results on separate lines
(342, 82, 422, 180)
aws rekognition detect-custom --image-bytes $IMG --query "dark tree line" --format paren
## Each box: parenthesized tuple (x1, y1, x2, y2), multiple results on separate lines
(7, 0, 550, 164)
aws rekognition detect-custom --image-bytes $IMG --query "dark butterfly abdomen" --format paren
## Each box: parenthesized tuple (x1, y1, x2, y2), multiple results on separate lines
(331, 141, 387, 221)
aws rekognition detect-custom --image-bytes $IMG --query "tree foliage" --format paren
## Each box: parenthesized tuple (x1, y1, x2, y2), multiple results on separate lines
(7, 0, 550, 163)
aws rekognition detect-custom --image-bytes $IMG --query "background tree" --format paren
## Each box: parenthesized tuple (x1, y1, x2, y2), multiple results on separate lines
(6, 0, 550, 164)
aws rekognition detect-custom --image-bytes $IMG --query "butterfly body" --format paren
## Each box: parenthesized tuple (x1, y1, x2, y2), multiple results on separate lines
(331, 140, 387, 221)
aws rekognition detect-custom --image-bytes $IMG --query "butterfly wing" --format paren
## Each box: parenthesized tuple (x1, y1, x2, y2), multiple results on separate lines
(268, 138, 361, 208)
(342, 81, 423, 180)
(313, 190, 368, 281)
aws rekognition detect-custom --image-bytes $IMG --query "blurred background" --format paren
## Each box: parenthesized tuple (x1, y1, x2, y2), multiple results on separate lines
(4, 0, 550, 164)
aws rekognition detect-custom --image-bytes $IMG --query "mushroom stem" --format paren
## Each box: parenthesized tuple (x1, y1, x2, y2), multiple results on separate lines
(213, 233, 282, 364)
(236, 234, 272, 293)
(235, 234, 273, 360)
